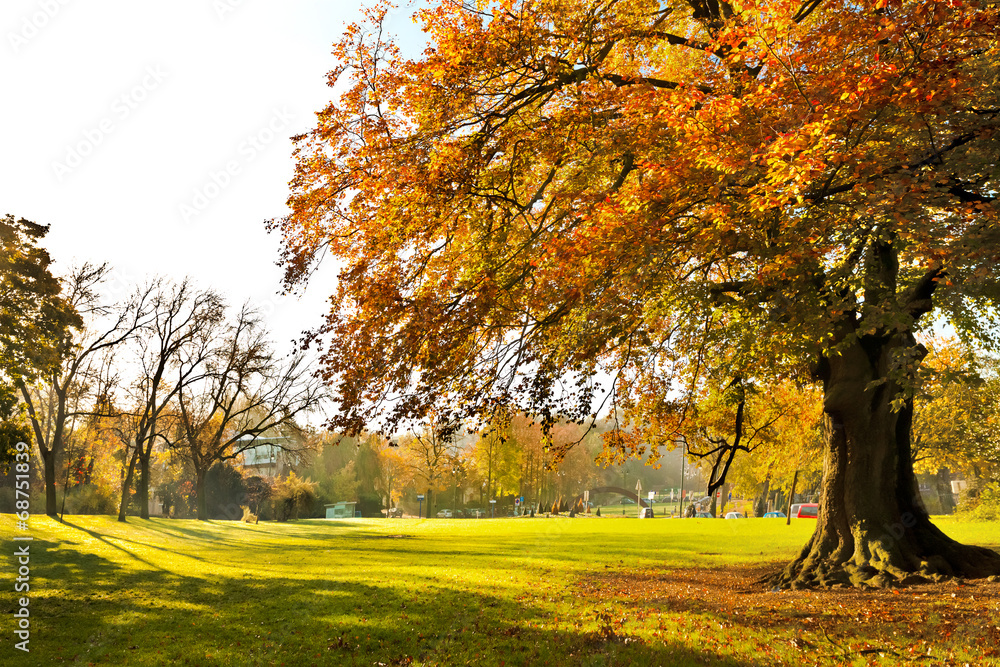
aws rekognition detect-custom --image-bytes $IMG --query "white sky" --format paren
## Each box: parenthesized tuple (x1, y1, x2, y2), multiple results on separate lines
(1, 0, 427, 352)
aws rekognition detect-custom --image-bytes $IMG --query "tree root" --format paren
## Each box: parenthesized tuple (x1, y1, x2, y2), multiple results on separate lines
(766, 544, 1000, 590)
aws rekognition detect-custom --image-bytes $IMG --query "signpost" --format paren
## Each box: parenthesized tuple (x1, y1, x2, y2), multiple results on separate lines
(489, 498, 496, 518)
(417, 494, 424, 519)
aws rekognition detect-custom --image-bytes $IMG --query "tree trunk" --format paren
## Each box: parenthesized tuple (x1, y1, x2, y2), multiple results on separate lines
(771, 333, 1000, 589)
(138, 450, 150, 520)
(118, 445, 140, 522)
(934, 468, 956, 515)
(196, 467, 208, 521)
(43, 448, 58, 517)
(753, 476, 770, 517)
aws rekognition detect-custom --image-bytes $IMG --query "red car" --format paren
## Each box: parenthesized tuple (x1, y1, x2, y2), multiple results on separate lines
(789, 503, 819, 518)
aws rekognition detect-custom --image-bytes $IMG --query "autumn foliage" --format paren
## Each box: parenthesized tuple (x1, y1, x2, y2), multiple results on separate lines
(273, 0, 998, 436)
(272, 0, 1000, 586)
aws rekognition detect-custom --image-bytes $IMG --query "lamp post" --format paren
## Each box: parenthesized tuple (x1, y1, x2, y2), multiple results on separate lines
(678, 441, 686, 517)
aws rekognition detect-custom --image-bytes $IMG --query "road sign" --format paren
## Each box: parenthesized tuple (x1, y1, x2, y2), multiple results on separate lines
(515, 498, 520, 506)
(417, 495, 425, 500)
(648, 491, 655, 500)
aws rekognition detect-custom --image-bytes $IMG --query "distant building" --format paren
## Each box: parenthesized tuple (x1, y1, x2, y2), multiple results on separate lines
(239, 435, 294, 478)
(325, 501, 358, 519)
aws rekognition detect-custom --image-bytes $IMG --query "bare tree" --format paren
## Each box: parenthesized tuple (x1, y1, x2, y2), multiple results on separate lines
(172, 304, 326, 520)
(19, 264, 153, 516)
(401, 412, 457, 518)
(116, 279, 225, 521)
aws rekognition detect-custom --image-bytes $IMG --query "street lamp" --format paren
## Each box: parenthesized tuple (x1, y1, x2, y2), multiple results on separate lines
(622, 469, 628, 516)
(678, 440, 686, 517)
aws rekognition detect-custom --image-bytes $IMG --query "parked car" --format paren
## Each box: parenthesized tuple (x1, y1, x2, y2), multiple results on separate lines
(762, 511, 786, 518)
(694, 511, 714, 518)
(789, 503, 819, 518)
(467, 508, 486, 518)
(385, 507, 403, 518)
(436, 509, 453, 518)
(620, 497, 636, 504)
(724, 512, 745, 519)
(639, 507, 654, 519)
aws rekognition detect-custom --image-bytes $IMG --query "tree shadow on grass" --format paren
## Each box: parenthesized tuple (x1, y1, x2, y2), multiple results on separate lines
(23, 538, 756, 667)
(137, 517, 405, 547)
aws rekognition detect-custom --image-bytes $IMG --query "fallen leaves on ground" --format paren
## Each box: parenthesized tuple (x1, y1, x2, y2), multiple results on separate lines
(571, 562, 1000, 665)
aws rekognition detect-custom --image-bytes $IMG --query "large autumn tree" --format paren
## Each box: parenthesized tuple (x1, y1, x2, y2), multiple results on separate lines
(270, 0, 1000, 587)
(0, 215, 79, 468)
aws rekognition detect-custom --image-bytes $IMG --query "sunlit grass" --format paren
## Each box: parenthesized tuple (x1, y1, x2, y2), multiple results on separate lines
(3, 514, 998, 665)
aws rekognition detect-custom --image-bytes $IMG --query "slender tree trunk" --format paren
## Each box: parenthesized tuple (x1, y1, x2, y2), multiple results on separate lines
(753, 476, 771, 517)
(771, 333, 1000, 589)
(935, 468, 956, 515)
(196, 467, 208, 521)
(785, 470, 799, 526)
(138, 456, 150, 520)
(118, 445, 140, 522)
(43, 448, 58, 517)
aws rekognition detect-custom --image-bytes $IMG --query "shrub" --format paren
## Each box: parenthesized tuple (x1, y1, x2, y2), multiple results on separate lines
(357, 492, 382, 518)
(273, 471, 318, 521)
(61, 484, 118, 515)
(957, 483, 1000, 522)
(244, 475, 273, 518)
(157, 479, 196, 518)
(205, 462, 248, 520)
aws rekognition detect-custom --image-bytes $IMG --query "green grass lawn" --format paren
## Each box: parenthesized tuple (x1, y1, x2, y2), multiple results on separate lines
(3, 514, 999, 666)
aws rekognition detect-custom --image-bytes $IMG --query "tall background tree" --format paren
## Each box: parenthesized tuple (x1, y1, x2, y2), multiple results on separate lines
(0, 215, 79, 469)
(271, 0, 1000, 586)
(20, 264, 150, 516)
(115, 279, 224, 521)
(172, 304, 325, 521)
(912, 338, 1000, 511)
(399, 413, 456, 518)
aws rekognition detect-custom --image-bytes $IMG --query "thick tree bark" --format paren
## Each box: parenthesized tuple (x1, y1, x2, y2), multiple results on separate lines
(42, 448, 58, 517)
(770, 333, 1000, 589)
